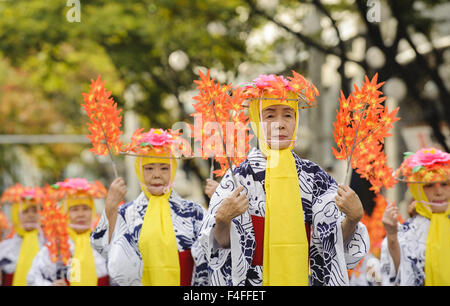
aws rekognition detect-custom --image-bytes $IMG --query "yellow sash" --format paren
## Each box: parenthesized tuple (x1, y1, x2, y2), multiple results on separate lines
(135, 156, 180, 286)
(249, 95, 309, 286)
(67, 228, 98, 286)
(410, 184, 450, 286)
(11, 202, 40, 286)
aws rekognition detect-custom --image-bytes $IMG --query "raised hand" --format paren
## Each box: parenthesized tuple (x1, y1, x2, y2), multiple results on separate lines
(335, 184, 364, 222)
(105, 177, 127, 241)
(214, 185, 249, 248)
(216, 186, 249, 224)
(382, 201, 399, 235)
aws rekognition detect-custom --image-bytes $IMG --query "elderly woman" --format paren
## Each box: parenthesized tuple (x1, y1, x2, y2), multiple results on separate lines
(198, 73, 369, 286)
(0, 186, 45, 286)
(91, 128, 209, 286)
(381, 148, 450, 286)
(27, 178, 109, 286)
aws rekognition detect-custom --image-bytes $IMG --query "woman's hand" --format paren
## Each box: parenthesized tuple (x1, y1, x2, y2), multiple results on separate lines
(105, 177, 127, 219)
(382, 201, 399, 235)
(105, 177, 127, 242)
(335, 184, 364, 222)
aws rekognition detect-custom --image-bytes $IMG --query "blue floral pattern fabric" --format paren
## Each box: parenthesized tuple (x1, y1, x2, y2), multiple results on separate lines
(380, 215, 429, 286)
(199, 148, 369, 286)
(91, 190, 209, 286)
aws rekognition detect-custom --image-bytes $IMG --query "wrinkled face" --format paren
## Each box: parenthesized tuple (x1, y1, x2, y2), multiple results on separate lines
(423, 182, 450, 213)
(143, 163, 171, 196)
(20, 205, 39, 231)
(68, 204, 92, 233)
(261, 105, 296, 150)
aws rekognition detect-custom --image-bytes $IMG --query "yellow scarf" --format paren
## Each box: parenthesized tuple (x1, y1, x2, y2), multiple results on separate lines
(249, 95, 309, 286)
(410, 184, 450, 286)
(135, 156, 180, 286)
(11, 202, 40, 286)
(64, 197, 98, 286)
(67, 228, 98, 286)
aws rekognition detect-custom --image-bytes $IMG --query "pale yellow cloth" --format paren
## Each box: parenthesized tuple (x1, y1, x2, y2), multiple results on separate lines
(67, 228, 98, 286)
(135, 155, 180, 286)
(410, 183, 450, 286)
(249, 94, 309, 286)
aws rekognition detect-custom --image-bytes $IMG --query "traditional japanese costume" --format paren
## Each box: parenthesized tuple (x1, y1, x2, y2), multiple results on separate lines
(91, 128, 209, 286)
(27, 178, 109, 286)
(0, 186, 45, 286)
(198, 73, 369, 286)
(381, 148, 450, 286)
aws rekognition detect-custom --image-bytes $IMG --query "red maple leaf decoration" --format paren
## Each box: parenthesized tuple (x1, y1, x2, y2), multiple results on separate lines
(81, 75, 123, 156)
(40, 186, 71, 265)
(331, 73, 400, 193)
(191, 70, 252, 177)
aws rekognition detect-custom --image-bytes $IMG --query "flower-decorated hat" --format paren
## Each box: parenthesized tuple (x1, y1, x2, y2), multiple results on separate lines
(1, 184, 45, 233)
(394, 148, 450, 184)
(49, 178, 107, 212)
(0, 184, 45, 206)
(120, 128, 192, 159)
(241, 71, 319, 108)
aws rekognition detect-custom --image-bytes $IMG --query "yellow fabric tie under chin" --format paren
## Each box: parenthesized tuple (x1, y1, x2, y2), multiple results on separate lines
(249, 95, 309, 286)
(410, 183, 450, 286)
(67, 228, 98, 286)
(135, 155, 180, 286)
(11, 202, 40, 286)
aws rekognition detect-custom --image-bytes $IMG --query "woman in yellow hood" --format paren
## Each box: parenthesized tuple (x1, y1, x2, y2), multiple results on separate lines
(198, 72, 369, 286)
(381, 147, 450, 286)
(91, 128, 209, 286)
(26, 178, 109, 286)
(0, 185, 44, 286)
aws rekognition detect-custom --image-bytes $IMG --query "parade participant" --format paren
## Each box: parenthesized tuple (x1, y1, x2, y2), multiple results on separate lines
(0, 185, 45, 286)
(91, 128, 209, 286)
(381, 148, 450, 286)
(27, 178, 109, 286)
(198, 73, 369, 286)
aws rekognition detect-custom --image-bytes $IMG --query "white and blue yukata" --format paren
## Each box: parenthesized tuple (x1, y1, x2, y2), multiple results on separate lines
(380, 215, 429, 286)
(198, 148, 370, 286)
(91, 190, 209, 286)
(0, 233, 45, 286)
(26, 239, 109, 286)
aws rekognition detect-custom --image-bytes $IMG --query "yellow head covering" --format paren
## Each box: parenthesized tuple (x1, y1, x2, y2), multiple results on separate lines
(248, 92, 309, 286)
(63, 196, 97, 286)
(135, 151, 180, 286)
(11, 201, 40, 286)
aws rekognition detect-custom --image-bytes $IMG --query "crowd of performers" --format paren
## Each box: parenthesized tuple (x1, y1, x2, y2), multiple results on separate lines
(0, 72, 449, 286)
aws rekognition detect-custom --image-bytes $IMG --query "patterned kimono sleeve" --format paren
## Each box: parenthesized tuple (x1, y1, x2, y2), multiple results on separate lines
(380, 236, 399, 286)
(190, 203, 210, 286)
(91, 210, 112, 259)
(107, 202, 143, 286)
(26, 247, 57, 286)
(310, 171, 369, 286)
(198, 170, 254, 286)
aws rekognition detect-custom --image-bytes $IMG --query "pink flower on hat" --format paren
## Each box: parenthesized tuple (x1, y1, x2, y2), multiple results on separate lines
(141, 128, 173, 147)
(21, 189, 37, 198)
(56, 178, 91, 191)
(243, 74, 294, 91)
(406, 148, 450, 168)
